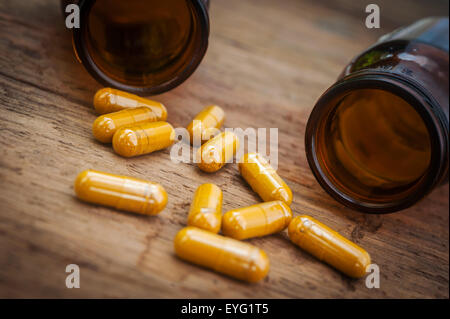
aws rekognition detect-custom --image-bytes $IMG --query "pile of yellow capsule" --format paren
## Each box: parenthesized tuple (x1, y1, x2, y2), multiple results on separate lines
(75, 88, 371, 283)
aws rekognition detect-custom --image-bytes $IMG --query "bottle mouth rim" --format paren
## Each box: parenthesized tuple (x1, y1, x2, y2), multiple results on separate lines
(305, 71, 448, 214)
(73, 0, 210, 95)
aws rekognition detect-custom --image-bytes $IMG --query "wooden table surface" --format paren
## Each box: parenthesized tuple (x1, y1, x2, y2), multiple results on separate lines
(0, 0, 448, 298)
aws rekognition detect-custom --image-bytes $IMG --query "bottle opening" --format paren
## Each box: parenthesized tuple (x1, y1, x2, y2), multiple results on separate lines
(316, 88, 432, 207)
(76, 0, 209, 94)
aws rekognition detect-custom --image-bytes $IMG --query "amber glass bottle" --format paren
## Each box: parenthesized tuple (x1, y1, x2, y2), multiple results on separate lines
(305, 17, 449, 213)
(62, 0, 210, 94)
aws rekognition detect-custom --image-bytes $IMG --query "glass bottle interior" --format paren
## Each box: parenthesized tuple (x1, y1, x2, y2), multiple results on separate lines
(85, 0, 195, 87)
(318, 88, 432, 203)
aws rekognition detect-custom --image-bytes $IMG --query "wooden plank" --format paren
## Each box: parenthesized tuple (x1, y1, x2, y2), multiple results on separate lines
(0, 0, 448, 298)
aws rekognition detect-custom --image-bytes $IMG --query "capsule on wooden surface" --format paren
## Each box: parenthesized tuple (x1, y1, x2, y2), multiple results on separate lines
(187, 105, 225, 144)
(197, 131, 239, 173)
(222, 201, 292, 240)
(93, 107, 160, 143)
(93, 88, 167, 120)
(112, 121, 175, 158)
(288, 216, 371, 278)
(174, 227, 270, 282)
(188, 184, 223, 233)
(74, 170, 167, 215)
(239, 153, 292, 206)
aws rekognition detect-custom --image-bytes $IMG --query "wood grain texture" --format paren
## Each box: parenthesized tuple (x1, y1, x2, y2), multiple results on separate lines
(0, 0, 448, 298)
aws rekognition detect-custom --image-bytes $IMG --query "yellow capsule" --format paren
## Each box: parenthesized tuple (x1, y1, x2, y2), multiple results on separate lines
(93, 107, 161, 143)
(74, 170, 167, 215)
(197, 131, 239, 173)
(222, 201, 292, 240)
(174, 227, 269, 283)
(188, 184, 223, 233)
(288, 216, 371, 278)
(187, 105, 225, 144)
(112, 121, 175, 158)
(239, 153, 293, 206)
(93, 88, 167, 120)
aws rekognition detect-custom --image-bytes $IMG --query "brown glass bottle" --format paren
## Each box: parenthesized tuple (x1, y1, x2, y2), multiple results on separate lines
(305, 17, 449, 213)
(62, 0, 210, 94)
